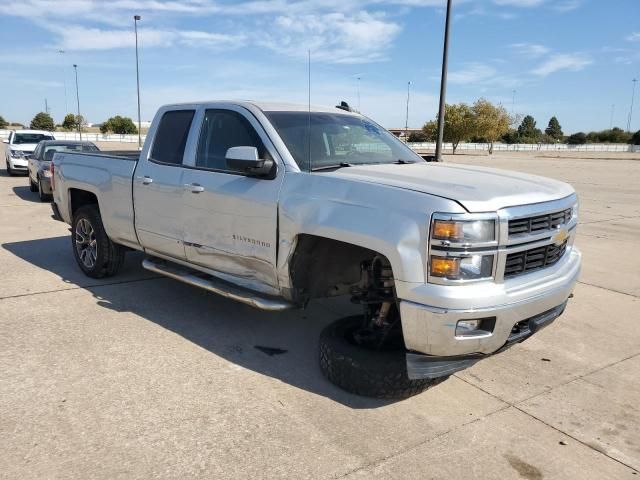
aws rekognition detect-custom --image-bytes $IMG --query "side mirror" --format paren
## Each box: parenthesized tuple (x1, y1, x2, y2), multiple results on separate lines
(2, 140, 8, 144)
(44, 150, 55, 161)
(225, 146, 274, 177)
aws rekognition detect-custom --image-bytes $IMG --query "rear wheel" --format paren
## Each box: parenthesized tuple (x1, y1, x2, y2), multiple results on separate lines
(37, 177, 51, 202)
(319, 315, 447, 399)
(71, 205, 125, 278)
(29, 175, 38, 192)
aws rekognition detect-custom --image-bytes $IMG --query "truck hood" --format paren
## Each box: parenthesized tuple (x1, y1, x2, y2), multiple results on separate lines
(329, 162, 575, 212)
(10, 144, 38, 154)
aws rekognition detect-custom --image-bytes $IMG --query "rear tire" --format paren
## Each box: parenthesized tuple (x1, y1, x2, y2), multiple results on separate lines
(29, 176, 38, 192)
(71, 205, 125, 278)
(37, 178, 51, 202)
(319, 315, 448, 399)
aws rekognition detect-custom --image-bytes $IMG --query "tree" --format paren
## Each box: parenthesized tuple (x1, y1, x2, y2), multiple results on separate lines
(421, 120, 438, 141)
(501, 129, 519, 144)
(30, 112, 55, 131)
(471, 98, 511, 154)
(100, 115, 138, 135)
(606, 127, 631, 143)
(62, 113, 85, 131)
(441, 103, 475, 154)
(0, 115, 7, 129)
(567, 132, 587, 145)
(516, 115, 541, 142)
(629, 130, 640, 145)
(545, 116, 563, 140)
(585, 127, 632, 144)
(407, 131, 428, 142)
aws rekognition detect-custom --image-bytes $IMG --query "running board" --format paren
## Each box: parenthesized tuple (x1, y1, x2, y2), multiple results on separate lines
(142, 257, 294, 312)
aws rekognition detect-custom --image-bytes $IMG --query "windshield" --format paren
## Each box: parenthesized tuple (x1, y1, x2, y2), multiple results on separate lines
(265, 112, 422, 171)
(14, 133, 54, 145)
(44, 144, 99, 158)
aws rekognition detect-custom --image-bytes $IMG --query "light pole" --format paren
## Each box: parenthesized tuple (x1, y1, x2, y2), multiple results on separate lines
(435, 0, 453, 162)
(610, 104, 615, 129)
(73, 64, 82, 140)
(59, 49, 68, 115)
(134, 15, 142, 149)
(627, 78, 637, 133)
(405, 81, 411, 142)
(357, 76, 361, 112)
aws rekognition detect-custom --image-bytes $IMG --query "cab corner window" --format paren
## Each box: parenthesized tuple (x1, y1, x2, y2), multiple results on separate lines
(196, 109, 267, 171)
(150, 110, 195, 165)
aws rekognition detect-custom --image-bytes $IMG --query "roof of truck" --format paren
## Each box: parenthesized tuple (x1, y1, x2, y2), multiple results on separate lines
(162, 100, 359, 115)
(12, 129, 54, 135)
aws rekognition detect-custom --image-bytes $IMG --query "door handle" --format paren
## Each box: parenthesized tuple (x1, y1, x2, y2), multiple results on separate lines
(186, 183, 205, 193)
(139, 176, 153, 185)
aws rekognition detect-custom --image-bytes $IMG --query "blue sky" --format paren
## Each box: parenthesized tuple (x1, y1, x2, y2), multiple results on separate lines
(0, 0, 638, 133)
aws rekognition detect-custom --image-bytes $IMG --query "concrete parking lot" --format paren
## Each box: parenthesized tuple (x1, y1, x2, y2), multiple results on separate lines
(1, 143, 639, 479)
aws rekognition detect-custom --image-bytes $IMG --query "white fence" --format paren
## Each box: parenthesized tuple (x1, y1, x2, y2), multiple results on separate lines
(407, 142, 640, 153)
(0, 129, 144, 143)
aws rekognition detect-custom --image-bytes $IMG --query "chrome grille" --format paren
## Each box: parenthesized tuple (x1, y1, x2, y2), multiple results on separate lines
(508, 208, 572, 237)
(504, 239, 568, 278)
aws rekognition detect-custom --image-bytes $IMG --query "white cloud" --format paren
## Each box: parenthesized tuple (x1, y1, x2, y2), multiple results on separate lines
(448, 63, 497, 84)
(46, 25, 244, 51)
(493, 0, 545, 7)
(259, 11, 401, 64)
(627, 32, 640, 42)
(510, 43, 549, 57)
(531, 53, 592, 76)
(552, 0, 582, 12)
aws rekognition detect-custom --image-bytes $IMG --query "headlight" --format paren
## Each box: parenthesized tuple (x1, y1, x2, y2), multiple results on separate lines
(10, 149, 25, 158)
(571, 202, 578, 222)
(432, 219, 495, 244)
(430, 254, 494, 280)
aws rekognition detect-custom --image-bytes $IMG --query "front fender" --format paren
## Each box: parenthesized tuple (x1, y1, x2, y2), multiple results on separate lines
(276, 171, 465, 292)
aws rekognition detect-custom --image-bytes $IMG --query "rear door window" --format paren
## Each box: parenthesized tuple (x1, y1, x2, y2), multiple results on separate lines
(150, 110, 195, 165)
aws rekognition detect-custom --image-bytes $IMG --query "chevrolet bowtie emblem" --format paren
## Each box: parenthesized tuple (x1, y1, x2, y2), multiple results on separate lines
(553, 227, 569, 245)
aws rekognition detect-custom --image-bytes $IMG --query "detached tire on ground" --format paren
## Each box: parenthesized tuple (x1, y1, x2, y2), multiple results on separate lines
(71, 204, 125, 279)
(319, 315, 447, 399)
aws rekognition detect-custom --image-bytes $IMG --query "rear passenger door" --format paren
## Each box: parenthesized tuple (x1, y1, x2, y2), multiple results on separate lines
(181, 107, 284, 294)
(134, 109, 195, 260)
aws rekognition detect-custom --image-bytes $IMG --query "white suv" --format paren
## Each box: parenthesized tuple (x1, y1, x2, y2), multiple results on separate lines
(3, 130, 55, 175)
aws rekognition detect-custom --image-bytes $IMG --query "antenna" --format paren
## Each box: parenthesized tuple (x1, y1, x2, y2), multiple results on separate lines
(307, 49, 311, 173)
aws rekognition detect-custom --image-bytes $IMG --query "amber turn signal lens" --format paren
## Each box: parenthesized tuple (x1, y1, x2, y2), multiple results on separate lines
(430, 256, 460, 277)
(432, 220, 464, 240)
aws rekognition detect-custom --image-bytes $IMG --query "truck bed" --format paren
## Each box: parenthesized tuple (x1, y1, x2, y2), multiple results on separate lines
(52, 151, 140, 249)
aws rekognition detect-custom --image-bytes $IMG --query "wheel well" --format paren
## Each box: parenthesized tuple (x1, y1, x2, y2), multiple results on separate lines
(69, 189, 99, 216)
(289, 234, 390, 301)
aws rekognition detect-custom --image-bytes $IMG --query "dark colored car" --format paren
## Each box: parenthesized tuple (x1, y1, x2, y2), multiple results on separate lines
(28, 140, 100, 201)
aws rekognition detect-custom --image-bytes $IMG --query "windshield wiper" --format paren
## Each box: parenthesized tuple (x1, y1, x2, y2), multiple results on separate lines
(310, 162, 353, 172)
(392, 159, 416, 164)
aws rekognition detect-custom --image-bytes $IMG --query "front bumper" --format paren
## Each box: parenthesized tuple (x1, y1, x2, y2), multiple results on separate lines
(400, 247, 581, 378)
(8, 156, 28, 170)
(406, 301, 567, 379)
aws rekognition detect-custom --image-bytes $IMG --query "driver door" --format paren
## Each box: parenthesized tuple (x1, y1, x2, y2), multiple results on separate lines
(181, 107, 284, 294)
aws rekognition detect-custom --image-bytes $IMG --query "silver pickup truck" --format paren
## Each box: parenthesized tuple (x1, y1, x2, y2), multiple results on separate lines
(51, 101, 581, 398)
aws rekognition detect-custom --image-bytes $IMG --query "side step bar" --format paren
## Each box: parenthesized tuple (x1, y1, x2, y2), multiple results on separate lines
(142, 257, 295, 312)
